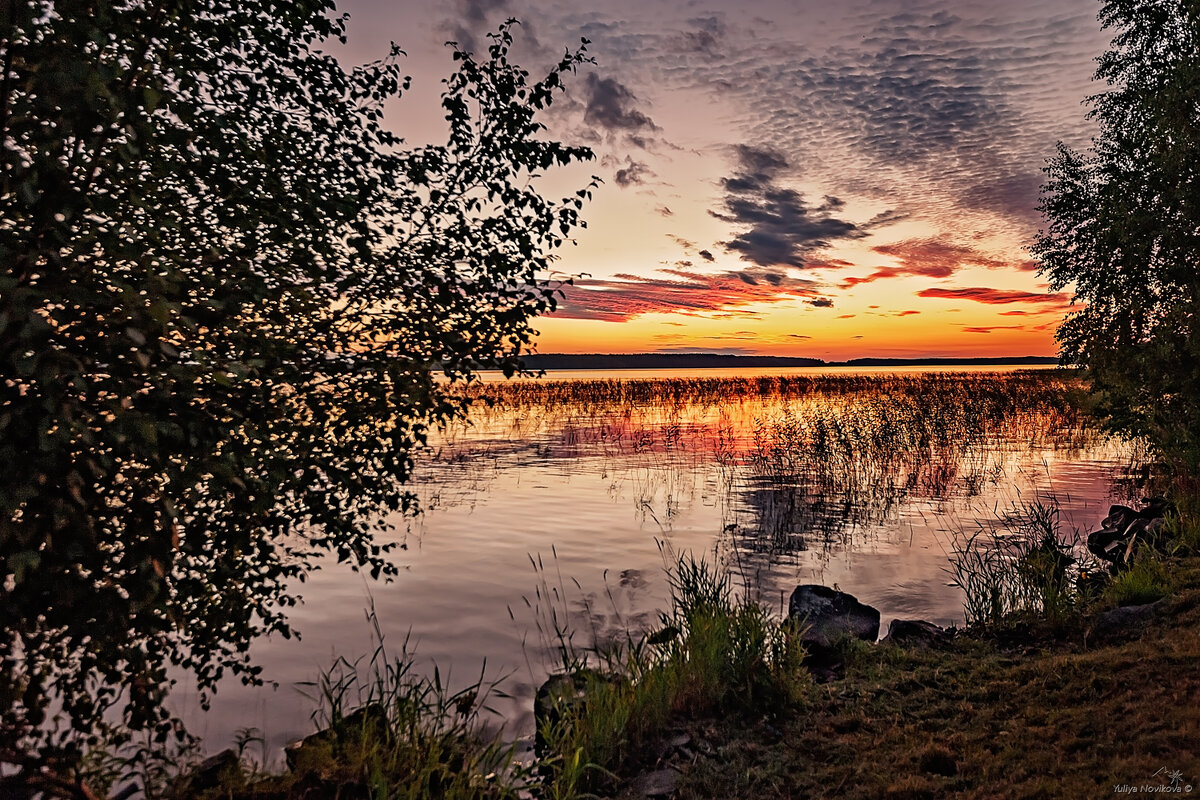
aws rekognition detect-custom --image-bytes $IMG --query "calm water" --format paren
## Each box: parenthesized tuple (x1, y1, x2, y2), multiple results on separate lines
(177, 367, 1143, 760)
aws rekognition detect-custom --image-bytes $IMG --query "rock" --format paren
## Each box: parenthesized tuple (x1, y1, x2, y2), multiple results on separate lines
(658, 732, 692, 759)
(1119, 518, 1152, 562)
(637, 768, 679, 797)
(1140, 496, 1174, 519)
(1087, 600, 1165, 643)
(1087, 527, 1126, 561)
(285, 703, 390, 772)
(882, 619, 950, 649)
(181, 748, 238, 792)
(1102, 505, 1138, 535)
(787, 585, 880, 648)
(533, 670, 619, 757)
(1089, 506, 1169, 564)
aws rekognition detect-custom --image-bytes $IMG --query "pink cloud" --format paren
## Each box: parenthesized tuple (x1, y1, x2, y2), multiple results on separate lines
(553, 267, 823, 322)
(917, 287, 1072, 305)
(963, 325, 1027, 333)
(839, 238, 1021, 288)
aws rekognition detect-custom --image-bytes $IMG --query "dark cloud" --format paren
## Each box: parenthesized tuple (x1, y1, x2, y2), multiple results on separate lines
(808, 297, 834, 308)
(566, 2, 1108, 237)
(553, 266, 824, 322)
(652, 345, 760, 355)
(697, 249, 715, 262)
(712, 145, 865, 268)
(614, 158, 653, 187)
(441, 0, 511, 56)
(917, 286, 1071, 305)
(583, 73, 660, 134)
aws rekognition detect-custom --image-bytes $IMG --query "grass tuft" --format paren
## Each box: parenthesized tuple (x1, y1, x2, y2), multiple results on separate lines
(1103, 554, 1173, 607)
(948, 498, 1098, 629)
(531, 553, 807, 798)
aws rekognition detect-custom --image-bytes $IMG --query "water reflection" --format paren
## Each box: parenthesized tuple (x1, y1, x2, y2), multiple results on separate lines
(187, 369, 1144, 760)
(423, 371, 1134, 563)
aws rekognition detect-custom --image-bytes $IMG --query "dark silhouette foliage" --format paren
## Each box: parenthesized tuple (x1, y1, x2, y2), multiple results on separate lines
(0, 0, 593, 773)
(1034, 0, 1200, 471)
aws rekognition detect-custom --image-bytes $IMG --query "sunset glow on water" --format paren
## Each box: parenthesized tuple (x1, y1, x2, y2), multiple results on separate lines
(182, 368, 1143, 758)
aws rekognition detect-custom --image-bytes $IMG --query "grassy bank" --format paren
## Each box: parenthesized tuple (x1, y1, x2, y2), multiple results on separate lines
(665, 558, 1200, 800)
(141, 505, 1200, 800)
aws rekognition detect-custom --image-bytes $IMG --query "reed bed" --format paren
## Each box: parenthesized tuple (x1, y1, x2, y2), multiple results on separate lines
(416, 371, 1133, 559)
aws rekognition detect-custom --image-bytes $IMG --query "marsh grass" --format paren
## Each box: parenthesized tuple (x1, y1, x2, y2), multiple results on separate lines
(422, 371, 1130, 558)
(159, 609, 531, 800)
(948, 498, 1103, 628)
(524, 551, 806, 799)
(1164, 478, 1200, 555)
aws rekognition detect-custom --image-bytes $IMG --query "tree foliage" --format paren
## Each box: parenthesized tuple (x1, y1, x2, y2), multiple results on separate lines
(0, 0, 594, 769)
(1034, 0, 1200, 470)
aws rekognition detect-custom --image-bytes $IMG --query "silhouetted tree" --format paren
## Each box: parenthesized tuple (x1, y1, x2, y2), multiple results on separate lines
(1035, 0, 1200, 473)
(0, 0, 593, 776)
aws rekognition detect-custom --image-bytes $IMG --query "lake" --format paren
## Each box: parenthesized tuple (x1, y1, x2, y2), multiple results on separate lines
(178, 366, 1144, 761)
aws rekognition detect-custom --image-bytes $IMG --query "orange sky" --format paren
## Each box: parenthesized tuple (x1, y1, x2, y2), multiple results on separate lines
(344, 0, 1107, 359)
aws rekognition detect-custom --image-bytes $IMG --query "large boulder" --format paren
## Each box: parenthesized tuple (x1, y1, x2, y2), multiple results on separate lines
(177, 748, 239, 794)
(787, 585, 880, 648)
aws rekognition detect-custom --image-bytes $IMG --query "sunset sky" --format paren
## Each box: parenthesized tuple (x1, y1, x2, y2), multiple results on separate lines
(342, 0, 1110, 360)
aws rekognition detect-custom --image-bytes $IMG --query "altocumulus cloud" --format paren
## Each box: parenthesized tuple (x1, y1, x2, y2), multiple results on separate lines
(583, 73, 660, 135)
(543, 0, 1105, 238)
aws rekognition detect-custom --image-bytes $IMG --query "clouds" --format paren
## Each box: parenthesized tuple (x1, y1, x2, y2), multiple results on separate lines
(963, 325, 1025, 333)
(917, 286, 1070, 305)
(373, 0, 1104, 356)
(552, 265, 823, 322)
(712, 146, 866, 268)
(582, 73, 660, 134)
(549, 0, 1104, 239)
(440, 0, 514, 56)
(840, 238, 1014, 287)
(613, 157, 654, 187)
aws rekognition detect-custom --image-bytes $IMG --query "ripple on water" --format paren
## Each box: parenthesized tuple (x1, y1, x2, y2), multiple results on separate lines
(180, 371, 1142, 761)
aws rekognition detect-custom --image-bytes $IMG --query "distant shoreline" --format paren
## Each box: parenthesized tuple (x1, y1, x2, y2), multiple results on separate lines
(516, 353, 1061, 370)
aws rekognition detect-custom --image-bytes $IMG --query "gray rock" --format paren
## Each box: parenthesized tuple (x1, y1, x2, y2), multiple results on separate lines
(533, 670, 619, 756)
(637, 768, 679, 797)
(1087, 600, 1165, 643)
(788, 585, 880, 648)
(285, 703, 390, 772)
(882, 619, 950, 649)
(182, 748, 238, 792)
(658, 732, 692, 759)
(1102, 505, 1138, 535)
